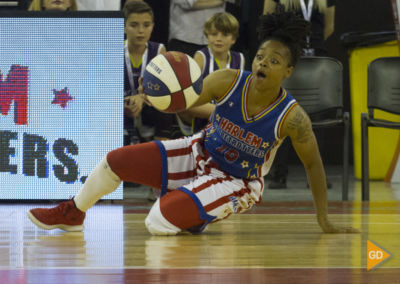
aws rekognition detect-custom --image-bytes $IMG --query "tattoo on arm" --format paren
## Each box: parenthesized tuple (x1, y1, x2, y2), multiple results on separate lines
(287, 110, 313, 144)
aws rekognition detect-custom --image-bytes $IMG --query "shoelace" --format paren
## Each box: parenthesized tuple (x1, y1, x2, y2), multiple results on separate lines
(52, 201, 72, 217)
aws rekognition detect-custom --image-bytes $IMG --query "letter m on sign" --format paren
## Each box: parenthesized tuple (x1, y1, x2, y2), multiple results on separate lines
(0, 65, 29, 125)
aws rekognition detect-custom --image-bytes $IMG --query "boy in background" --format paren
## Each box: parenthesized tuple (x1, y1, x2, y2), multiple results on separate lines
(123, 1, 177, 200)
(184, 12, 245, 133)
(194, 12, 245, 78)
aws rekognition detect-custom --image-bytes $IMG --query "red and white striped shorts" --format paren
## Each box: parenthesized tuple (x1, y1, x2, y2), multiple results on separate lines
(156, 131, 264, 225)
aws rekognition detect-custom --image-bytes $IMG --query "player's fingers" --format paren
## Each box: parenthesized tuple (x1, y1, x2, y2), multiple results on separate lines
(345, 227, 360, 234)
(334, 226, 360, 234)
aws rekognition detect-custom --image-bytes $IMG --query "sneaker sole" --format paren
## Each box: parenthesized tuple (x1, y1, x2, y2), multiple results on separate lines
(27, 211, 84, 232)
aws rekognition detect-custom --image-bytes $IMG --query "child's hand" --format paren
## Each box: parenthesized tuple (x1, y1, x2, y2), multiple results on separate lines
(124, 95, 145, 117)
(138, 77, 153, 107)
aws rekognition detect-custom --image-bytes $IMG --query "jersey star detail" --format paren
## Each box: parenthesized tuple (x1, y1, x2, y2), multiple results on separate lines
(204, 70, 298, 179)
(262, 142, 269, 148)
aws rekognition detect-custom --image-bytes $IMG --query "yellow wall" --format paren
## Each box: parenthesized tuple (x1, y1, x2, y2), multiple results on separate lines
(349, 41, 400, 179)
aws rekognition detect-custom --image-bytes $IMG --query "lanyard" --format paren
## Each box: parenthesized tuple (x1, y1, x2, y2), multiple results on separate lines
(299, 0, 314, 22)
(299, 0, 314, 50)
(124, 41, 148, 94)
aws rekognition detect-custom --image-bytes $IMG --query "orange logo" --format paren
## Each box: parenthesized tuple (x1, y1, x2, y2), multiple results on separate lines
(367, 240, 392, 271)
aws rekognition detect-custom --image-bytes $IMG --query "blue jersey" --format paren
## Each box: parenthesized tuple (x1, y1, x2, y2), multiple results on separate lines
(204, 70, 298, 179)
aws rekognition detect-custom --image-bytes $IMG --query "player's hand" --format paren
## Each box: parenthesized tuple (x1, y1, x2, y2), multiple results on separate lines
(124, 95, 145, 117)
(317, 216, 360, 234)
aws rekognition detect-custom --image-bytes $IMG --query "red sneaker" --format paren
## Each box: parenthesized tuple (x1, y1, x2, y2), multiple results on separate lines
(27, 199, 85, 232)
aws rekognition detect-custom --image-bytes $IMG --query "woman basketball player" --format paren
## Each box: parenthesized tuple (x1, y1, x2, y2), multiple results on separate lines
(27, 6, 358, 235)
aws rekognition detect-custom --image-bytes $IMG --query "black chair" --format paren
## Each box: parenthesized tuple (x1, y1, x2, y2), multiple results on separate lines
(361, 57, 400, 201)
(282, 56, 350, 200)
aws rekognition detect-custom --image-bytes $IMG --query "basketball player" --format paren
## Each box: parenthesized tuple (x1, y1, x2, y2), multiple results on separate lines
(27, 7, 358, 235)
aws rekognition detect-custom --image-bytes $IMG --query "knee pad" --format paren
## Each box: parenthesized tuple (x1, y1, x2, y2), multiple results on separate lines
(145, 199, 181, 236)
(74, 157, 121, 212)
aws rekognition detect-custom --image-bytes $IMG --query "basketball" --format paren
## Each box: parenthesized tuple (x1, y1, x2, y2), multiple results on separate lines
(142, 51, 203, 113)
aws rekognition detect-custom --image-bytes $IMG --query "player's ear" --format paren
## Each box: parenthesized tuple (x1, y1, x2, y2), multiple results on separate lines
(284, 65, 294, 79)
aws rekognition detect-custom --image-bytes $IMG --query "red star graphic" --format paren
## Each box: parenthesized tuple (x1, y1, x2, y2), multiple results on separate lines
(52, 87, 74, 109)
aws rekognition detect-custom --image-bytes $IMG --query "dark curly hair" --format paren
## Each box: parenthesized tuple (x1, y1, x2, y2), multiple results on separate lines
(257, 4, 311, 66)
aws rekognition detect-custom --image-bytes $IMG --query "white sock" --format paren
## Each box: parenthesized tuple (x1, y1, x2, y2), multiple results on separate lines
(74, 157, 121, 212)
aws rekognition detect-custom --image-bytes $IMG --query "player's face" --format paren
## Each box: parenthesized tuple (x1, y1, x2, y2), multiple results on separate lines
(251, 40, 294, 88)
(206, 25, 236, 54)
(42, 0, 72, 11)
(125, 13, 154, 48)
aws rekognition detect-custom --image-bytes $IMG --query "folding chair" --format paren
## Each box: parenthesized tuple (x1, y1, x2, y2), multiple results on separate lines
(282, 56, 350, 200)
(361, 57, 400, 201)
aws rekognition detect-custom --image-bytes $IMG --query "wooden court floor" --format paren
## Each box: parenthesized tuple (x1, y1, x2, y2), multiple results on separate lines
(0, 182, 400, 283)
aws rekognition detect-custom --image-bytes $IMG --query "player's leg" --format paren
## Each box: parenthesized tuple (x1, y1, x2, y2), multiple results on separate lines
(28, 142, 163, 231)
(145, 190, 204, 235)
(144, 133, 207, 235)
(74, 141, 163, 211)
(145, 172, 265, 236)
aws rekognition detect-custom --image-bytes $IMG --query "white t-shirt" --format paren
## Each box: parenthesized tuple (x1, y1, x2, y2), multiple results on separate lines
(76, 0, 120, 10)
(169, 0, 226, 45)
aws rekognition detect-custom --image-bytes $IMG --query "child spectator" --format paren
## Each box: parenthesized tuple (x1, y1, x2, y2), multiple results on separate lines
(123, 0, 177, 200)
(123, 0, 177, 145)
(194, 12, 245, 78)
(188, 11, 245, 132)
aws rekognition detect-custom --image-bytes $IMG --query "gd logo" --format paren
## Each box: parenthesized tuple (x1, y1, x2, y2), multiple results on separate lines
(367, 240, 392, 271)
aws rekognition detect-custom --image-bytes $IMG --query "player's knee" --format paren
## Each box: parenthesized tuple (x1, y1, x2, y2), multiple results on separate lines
(145, 199, 181, 236)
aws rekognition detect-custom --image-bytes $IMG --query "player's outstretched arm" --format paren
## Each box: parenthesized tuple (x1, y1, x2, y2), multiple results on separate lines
(191, 69, 240, 107)
(184, 103, 215, 119)
(281, 105, 359, 234)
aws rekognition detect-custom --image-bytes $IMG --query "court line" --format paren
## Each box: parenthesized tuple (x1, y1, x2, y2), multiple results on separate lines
(1, 266, 399, 270)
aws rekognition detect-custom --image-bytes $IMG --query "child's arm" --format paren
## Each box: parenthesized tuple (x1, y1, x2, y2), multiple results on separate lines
(324, 5, 335, 40)
(159, 45, 167, 55)
(194, 51, 205, 74)
(191, 0, 224, 10)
